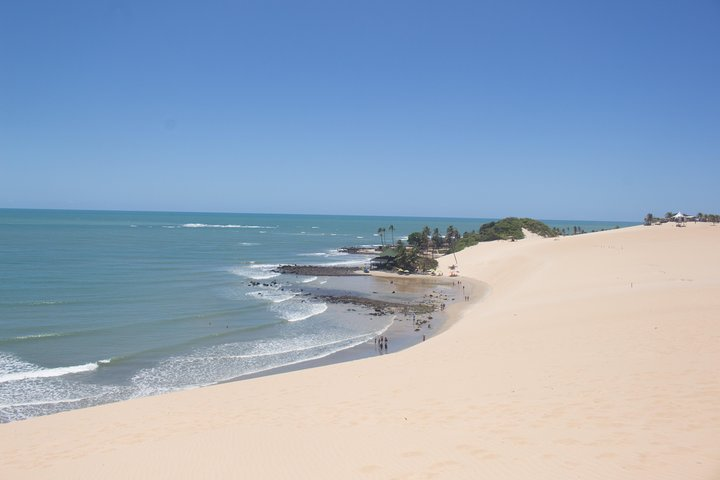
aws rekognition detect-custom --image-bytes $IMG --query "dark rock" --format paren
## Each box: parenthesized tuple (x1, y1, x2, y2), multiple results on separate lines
(273, 265, 362, 276)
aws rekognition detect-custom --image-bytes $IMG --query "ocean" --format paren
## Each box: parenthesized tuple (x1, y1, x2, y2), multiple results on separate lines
(0, 209, 637, 422)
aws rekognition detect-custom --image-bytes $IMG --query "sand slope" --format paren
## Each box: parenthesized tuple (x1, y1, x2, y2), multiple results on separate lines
(1, 222, 719, 479)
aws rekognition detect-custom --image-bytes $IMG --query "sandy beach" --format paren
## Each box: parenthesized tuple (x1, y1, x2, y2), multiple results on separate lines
(1, 221, 718, 479)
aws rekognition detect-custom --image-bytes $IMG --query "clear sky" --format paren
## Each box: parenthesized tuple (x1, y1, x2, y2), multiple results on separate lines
(1, 0, 718, 221)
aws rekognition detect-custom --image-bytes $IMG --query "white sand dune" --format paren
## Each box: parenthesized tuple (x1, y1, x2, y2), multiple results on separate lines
(1, 222, 719, 479)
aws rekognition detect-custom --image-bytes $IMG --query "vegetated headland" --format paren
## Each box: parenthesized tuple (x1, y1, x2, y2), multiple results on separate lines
(369, 217, 558, 274)
(273, 216, 627, 313)
(276, 217, 560, 279)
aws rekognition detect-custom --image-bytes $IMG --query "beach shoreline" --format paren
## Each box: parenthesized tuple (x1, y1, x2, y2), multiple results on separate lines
(232, 271, 472, 382)
(1, 221, 718, 479)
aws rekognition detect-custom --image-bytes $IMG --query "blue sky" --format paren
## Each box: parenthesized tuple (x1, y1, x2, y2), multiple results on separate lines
(1, 0, 718, 221)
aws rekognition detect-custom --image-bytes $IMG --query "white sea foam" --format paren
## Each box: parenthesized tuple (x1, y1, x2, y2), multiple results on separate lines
(181, 223, 277, 229)
(271, 300, 328, 322)
(300, 276, 317, 283)
(10, 333, 63, 341)
(0, 397, 89, 408)
(0, 352, 125, 421)
(297, 249, 348, 259)
(246, 290, 297, 303)
(228, 264, 281, 280)
(0, 352, 30, 376)
(321, 257, 374, 267)
(128, 331, 377, 395)
(219, 333, 375, 359)
(0, 362, 99, 383)
(239, 242, 260, 246)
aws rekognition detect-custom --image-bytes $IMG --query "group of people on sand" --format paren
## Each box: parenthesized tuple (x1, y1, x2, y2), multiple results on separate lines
(375, 335, 388, 352)
(455, 280, 470, 301)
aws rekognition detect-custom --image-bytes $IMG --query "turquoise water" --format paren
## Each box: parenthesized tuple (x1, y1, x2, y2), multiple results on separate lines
(0, 209, 637, 421)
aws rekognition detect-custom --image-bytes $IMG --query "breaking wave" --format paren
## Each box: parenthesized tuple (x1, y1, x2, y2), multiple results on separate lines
(228, 264, 281, 280)
(180, 223, 277, 229)
(128, 331, 381, 396)
(246, 290, 297, 303)
(271, 300, 328, 322)
(0, 353, 100, 384)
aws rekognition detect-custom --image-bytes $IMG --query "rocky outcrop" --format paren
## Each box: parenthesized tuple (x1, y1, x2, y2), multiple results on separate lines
(273, 265, 363, 276)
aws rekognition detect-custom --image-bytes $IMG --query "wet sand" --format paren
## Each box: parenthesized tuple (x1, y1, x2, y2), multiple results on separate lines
(238, 272, 467, 380)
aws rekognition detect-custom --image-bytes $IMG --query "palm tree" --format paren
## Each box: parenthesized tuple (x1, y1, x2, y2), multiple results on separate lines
(644, 213, 654, 226)
(388, 225, 395, 244)
(431, 228, 442, 251)
(377, 227, 386, 247)
(421, 226, 431, 253)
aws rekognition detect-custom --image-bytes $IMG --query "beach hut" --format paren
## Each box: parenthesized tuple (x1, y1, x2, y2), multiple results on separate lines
(674, 212, 696, 221)
(673, 212, 693, 226)
(370, 254, 396, 270)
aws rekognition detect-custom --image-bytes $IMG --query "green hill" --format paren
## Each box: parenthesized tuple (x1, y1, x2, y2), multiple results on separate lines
(452, 217, 556, 251)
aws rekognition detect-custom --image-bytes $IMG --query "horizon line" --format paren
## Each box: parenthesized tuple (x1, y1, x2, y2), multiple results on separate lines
(0, 206, 642, 224)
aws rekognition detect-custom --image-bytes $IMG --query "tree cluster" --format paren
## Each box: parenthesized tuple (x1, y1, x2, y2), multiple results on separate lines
(376, 218, 558, 273)
(644, 212, 720, 225)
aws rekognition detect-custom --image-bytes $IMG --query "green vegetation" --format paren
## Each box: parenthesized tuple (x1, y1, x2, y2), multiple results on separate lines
(373, 217, 557, 273)
(697, 213, 720, 223)
(391, 242, 438, 273)
(451, 217, 556, 252)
